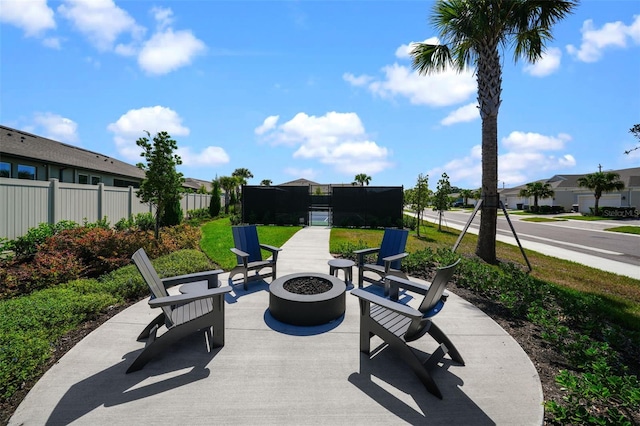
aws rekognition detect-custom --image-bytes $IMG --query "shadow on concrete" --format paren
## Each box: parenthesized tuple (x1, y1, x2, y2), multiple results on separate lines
(348, 351, 494, 425)
(263, 309, 344, 336)
(224, 279, 270, 304)
(46, 333, 218, 425)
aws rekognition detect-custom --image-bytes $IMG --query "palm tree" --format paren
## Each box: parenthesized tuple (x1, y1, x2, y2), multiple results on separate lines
(577, 171, 625, 216)
(353, 173, 372, 186)
(518, 181, 555, 211)
(218, 176, 236, 214)
(459, 189, 474, 207)
(232, 167, 253, 206)
(411, 0, 577, 263)
(260, 179, 272, 186)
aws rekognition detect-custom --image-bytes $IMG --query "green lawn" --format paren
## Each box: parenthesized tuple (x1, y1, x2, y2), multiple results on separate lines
(200, 218, 301, 270)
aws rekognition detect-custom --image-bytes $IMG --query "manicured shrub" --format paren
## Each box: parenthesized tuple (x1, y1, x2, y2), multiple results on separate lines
(161, 197, 183, 227)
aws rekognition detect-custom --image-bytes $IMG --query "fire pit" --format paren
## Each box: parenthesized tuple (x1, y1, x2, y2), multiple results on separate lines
(269, 272, 346, 326)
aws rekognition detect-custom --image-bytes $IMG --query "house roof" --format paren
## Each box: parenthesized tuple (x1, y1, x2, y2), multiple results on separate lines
(277, 178, 321, 186)
(0, 125, 145, 180)
(184, 177, 212, 192)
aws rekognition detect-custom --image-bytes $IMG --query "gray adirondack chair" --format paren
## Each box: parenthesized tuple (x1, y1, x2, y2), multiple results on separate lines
(229, 225, 282, 290)
(351, 259, 464, 399)
(354, 228, 409, 294)
(127, 248, 231, 373)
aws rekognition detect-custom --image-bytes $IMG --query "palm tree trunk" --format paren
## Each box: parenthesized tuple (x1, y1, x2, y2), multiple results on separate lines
(475, 43, 501, 264)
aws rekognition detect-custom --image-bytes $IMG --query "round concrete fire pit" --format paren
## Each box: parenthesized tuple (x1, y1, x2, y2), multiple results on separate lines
(269, 272, 346, 326)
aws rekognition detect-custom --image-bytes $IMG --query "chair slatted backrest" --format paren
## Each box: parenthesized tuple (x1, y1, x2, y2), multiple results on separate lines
(232, 225, 262, 263)
(132, 248, 173, 320)
(418, 259, 460, 317)
(377, 228, 409, 269)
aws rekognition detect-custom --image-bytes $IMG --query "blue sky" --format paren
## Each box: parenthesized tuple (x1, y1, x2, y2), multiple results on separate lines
(1, 1, 639, 191)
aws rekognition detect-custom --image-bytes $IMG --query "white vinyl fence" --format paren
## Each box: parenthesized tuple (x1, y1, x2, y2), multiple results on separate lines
(0, 178, 212, 240)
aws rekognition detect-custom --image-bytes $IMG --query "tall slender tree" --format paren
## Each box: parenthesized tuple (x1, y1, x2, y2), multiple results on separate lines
(218, 176, 236, 215)
(577, 171, 625, 216)
(135, 131, 184, 239)
(432, 173, 452, 231)
(412, 173, 430, 237)
(411, 0, 577, 263)
(518, 181, 555, 211)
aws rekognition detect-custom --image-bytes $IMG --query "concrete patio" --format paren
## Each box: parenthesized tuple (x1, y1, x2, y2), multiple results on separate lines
(10, 226, 543, 425)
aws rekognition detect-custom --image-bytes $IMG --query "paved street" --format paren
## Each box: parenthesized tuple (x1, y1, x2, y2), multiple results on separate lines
(419, 209, 640, 280)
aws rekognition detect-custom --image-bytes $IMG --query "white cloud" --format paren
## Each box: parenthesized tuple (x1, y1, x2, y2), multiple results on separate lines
(394, 37, 439, 59)
(151, 6, 173, 31)
(431, 131, 576, 188)
(138, 28, 206, 75)
(107, 106, 190, 161)
(523, 47, 562, 77)
(441, 103, 479, 126)
(256, 111, 393, 176)
(502, 131, 572, 151)
(177, 146, 230, 167)
(283, 167, 317, 181)
(107, 106, 227, 167)
(345, 40, 476, 107)
(342, 73, 374, 87)
(58, 0, 145, 52)
(33, 112, 79, 143)
(255, 115, 279, 135)
(0, 0, 55, 36)
(567, 16, 640, 62)
(42, 37, 62, 49)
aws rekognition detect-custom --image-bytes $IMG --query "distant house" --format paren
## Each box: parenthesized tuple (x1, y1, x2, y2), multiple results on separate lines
(0, 125, 212, 192)
(500, 167, 640, 213)
(0, 125, 145, 187)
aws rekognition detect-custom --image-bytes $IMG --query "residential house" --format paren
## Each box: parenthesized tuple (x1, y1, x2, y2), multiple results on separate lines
(499, 167, 640, 213)
(0, 125, 144, 187)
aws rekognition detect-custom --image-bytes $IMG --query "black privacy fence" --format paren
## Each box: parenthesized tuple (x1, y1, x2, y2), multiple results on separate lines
(241, 185, 403, 228)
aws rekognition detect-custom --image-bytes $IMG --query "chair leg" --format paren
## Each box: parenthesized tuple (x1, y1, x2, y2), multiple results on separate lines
(427, 322, 465, 365)
(137, 313, 165, 341)
(368, 319, 443, 399)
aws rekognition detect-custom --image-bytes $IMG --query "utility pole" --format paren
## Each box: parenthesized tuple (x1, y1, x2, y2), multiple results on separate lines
(598, 163, 602, 172)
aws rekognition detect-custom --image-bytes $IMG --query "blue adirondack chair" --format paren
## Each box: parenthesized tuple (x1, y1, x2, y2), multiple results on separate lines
(354, 228, 409, 294)
(229, 225, 282, 290)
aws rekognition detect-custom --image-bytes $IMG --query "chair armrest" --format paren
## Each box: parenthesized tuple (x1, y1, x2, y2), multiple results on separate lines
(230, 248, 249, 258)
(149, 286, 232, 308)
(354, 247, 380, 266)
(382, 252, 409, 263)
(161, 269, 223, 288)
(260, 244, 282, 253)
(354, 247, 380, 256)
(385, 275, 449, 301)
(260, 244, 282, 262)
(351, 288, 422, 319)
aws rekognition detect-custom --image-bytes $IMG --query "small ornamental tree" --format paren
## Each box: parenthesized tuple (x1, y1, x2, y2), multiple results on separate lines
(136, 131, 184, 239)
(209, 179, 222, 217)
(412, 173, 430, 237)
(432, 173, 452, 231)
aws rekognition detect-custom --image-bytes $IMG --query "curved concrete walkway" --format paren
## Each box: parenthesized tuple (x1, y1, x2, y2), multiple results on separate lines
(10, 227, 543, 425)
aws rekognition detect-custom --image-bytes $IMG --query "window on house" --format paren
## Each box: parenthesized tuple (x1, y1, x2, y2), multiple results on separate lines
(17, 164, 36, 180)
(91, 176, 101, 185)
(0, 162, 10, 178)
(79, 174, 88, 184)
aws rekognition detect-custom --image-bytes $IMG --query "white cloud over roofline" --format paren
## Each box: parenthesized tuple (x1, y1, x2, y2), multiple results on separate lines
(107, 106, 229, 168)
(255, 111, 393, 176)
